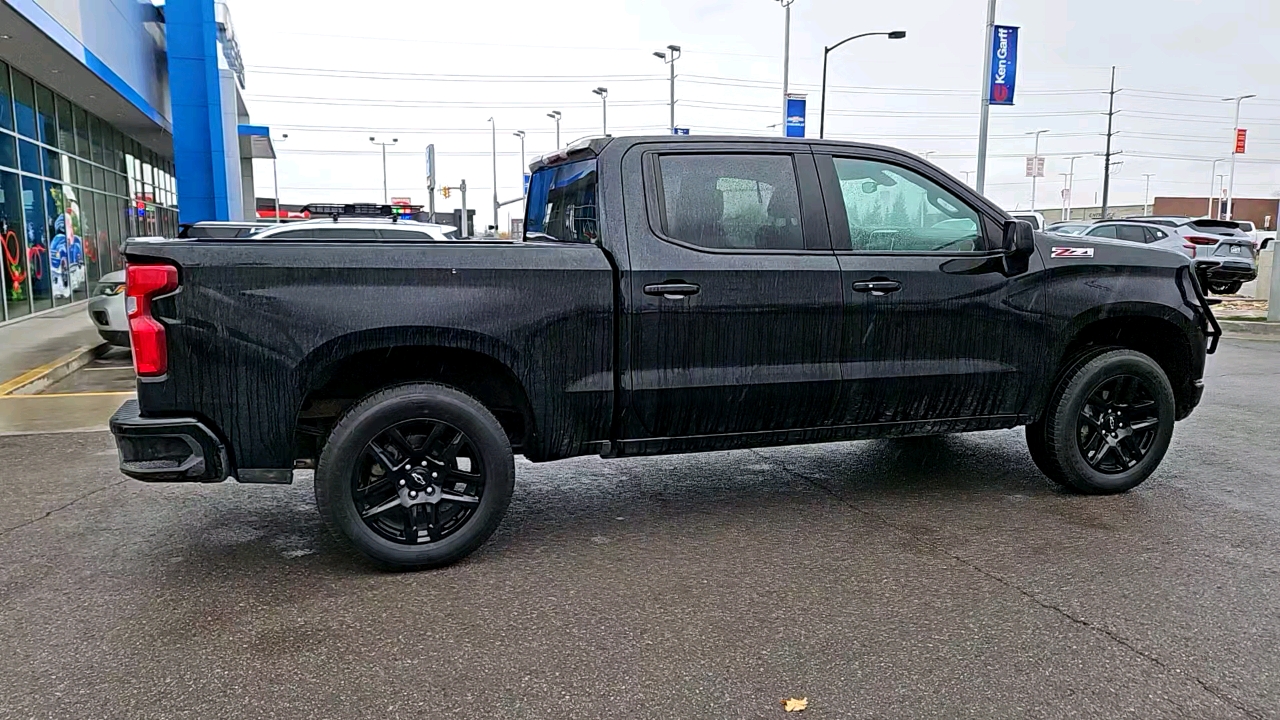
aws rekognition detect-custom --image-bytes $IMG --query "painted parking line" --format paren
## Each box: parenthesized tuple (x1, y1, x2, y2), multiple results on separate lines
(0, 391, 136, 399)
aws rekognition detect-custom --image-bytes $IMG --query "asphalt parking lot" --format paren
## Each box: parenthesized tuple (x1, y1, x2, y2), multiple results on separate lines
(1, 337, 1278, 719)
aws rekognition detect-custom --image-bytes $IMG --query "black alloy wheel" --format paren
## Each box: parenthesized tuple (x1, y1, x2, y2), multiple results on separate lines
(1076, 374, 1161, 474)
(354, 419, 485, 545)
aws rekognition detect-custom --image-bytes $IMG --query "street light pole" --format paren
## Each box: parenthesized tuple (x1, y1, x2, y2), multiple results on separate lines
(1028, 129, 1048, 212)
(1224, 93, 1255, 220)
(653, 46, 681, 133)
(777, 0, 795, 135)
(547, 111, 562, 149)
(1058, 173, 1070, 221)
(1142, 173, 1155, 215)
(488, 117, 498, 234)
(1208, 158, 1226, 217)
(1063, 154, 1081, 220)
(593, 87, 609, 135)
(961, 170, 973, 186)
(272, 133, 287, 223)
(513, 130, 526, 196)
(369, 136, 398, 204)
(975, 0, 997, 193)
(820, 30, 906, 139)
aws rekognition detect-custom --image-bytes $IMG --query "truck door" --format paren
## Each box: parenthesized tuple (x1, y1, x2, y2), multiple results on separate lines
(622, 143, 844, 438)
(814, 151, 1048, 427)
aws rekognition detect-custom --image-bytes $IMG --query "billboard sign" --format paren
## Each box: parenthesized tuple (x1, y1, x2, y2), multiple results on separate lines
(1235, 129, 1247, 154)
(1025, 156, 1044, 178)
(784, 93, 806, 138)
(988, 25, 1019, 105)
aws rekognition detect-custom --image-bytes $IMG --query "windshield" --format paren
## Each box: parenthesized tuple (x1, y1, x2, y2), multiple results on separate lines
(525, 159, 598, 243)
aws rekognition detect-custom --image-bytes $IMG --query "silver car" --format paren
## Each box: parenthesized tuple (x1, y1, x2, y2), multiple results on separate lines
(87, 270, 129, 347)
(1082, 218, 1261, 295)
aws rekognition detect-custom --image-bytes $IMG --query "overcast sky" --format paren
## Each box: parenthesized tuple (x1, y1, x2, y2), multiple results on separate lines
(233, 0, 1280, 229)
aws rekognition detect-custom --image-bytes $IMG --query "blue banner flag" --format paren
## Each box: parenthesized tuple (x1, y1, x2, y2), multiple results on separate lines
(784, 94, 807, 138)
(988, 25, 1019, 105)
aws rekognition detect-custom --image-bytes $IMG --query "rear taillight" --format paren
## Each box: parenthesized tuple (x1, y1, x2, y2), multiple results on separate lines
(126, 263, 179, 376)
(1182, 243, 1197, 258)
(1184, 235, 1218, 245)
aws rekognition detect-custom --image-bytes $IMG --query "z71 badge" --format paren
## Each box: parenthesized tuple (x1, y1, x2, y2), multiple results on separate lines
(1051, 247, 1094, 258)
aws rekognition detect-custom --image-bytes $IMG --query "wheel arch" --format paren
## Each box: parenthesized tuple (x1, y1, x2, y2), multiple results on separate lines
(294, 328, 536, 459)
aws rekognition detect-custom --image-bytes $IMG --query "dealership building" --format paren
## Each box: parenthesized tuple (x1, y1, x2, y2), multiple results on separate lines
(0, 0, 269, 325)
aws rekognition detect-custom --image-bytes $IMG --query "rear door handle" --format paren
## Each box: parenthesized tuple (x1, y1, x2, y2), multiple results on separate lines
(852, 280, 902, 295)
(644, 282, 700, 299)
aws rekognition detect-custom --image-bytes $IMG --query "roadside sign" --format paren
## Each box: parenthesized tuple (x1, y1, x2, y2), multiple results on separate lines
(1235, 129, 1247, 154)
(988, 25, 1020, 105)
(672, 127, 690, 135)
(784, 93, 806, 138)
(1025, 156, 1044, 178)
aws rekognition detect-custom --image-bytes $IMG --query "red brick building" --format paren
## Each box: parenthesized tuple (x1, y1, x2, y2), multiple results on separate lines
(1152, 197, 1279, 229)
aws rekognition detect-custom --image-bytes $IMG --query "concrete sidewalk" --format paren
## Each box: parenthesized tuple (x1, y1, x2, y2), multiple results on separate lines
(0, 303, 104, 390)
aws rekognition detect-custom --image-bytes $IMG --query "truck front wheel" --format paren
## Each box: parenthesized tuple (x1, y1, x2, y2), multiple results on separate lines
(314, 382, 515, 569)
(1027, 349, 1176, 494)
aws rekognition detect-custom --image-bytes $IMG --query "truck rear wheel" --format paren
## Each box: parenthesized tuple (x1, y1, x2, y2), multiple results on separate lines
(1030, 349, 1176, 494)
(315, 382, 514, 569)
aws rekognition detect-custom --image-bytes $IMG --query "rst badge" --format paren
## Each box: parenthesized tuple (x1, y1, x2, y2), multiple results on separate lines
(1051, 247, 1094, 258)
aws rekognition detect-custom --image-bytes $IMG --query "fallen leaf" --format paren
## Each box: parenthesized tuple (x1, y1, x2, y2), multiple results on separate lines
(781, 697, 808, 712)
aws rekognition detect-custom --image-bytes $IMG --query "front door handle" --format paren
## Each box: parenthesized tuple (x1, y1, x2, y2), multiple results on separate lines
(644, 282, 700, 299)
(852, 280, 902, 296)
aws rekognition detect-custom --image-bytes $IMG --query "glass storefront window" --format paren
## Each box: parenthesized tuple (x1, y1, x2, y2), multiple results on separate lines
(92, 164, 105, 191)
(18, 139, 40, 175)
(21, 174, 52, 312)
(91, 191, 110, 273)
(46, 181, 86, 302)
(89, 115, 104, 165)
(43, 148, 61, 181)
(0, 62, 12, 131)
(11, 70, 37, 140)
(0, 132, 15, 170)
(35, 84, 56, 146)
(1, 170, 29, 320)
(56, 96, 74, 152)
(73, 106, 89, 159)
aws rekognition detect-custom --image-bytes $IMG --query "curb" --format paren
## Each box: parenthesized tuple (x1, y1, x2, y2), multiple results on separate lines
(0, 342, 111, 396)
(1218, 319, 1280, 339)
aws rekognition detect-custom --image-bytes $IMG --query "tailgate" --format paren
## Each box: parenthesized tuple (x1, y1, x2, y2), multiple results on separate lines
(1212, 238, 1255, 260)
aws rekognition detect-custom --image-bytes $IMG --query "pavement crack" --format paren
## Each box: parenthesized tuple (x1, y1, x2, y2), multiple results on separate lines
(752, 449, 1263, 720)
(0, 479, 128, 538)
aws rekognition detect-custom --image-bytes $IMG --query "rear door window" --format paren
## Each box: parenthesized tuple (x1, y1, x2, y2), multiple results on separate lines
(1087, 225, 1118, 239)
(1115, 225, 1148, 243)
(656, 153, 805, 251)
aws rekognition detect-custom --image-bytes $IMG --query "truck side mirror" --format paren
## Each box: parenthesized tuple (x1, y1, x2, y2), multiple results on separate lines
(1003, 219, 1035, 258)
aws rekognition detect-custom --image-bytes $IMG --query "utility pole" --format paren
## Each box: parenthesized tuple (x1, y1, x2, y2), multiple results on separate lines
(975, 0, 997, 194)
(1100, 66, 1117, 219)
(488, 118, 498, 234)
(1028, 129, 1048, 212)
(777, 0, 795, 135)
(593, 87, 609, 135)
(1142, 173, 1155, 215)
(369, 136, 398, 204)
(1224, 93, 1256, 220)
(547, 111, 562, 149)
(653, 46, 681, 133)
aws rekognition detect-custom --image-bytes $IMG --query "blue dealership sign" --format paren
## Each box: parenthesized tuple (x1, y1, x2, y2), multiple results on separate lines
(784, 93, 806, 138)
(672, 127, 690, 135)
(988, 25, 1019, 105)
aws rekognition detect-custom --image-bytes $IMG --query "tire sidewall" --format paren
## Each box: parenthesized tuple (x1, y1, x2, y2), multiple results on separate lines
(317, 384, 514, 568)
(1051, 353, 1175, 493)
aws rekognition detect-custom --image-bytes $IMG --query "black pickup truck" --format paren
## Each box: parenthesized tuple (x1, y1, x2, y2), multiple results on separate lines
(110, 136, 1220, 568)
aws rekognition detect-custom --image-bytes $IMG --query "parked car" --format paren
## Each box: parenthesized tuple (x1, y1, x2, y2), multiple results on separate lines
(1010, 211, 1046, 230)
(87, 270, 128, 347)
(1046, 221, 1091, 236)
(109, 135, 1220, 569)
(1085, 218, 1264, 294)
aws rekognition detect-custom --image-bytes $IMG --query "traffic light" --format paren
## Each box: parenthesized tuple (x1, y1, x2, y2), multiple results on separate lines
(441, 186, 451, 199)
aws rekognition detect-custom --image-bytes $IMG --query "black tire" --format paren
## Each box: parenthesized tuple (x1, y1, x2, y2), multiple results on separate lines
(1209, 280, 1243, 296)
(315, 382, 514, 569)
(1034, 349, 1176, 494)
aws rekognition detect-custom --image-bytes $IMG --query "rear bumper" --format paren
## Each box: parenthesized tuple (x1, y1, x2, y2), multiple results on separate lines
(109, 399, 231, 482)
(1205, 263, 1257, 283)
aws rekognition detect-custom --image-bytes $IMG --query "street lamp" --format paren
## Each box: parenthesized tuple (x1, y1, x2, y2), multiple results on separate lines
(776, 0, 796, 135)
(653, 45, 681, 134)
(272, 133, 288, 223)
(513, 130, 526, 194)
(547, 111, 562, 149)
(488, 117, 498, 234)
(1027, 129, 1049, 212)
(1063, 155, 1082, 220)
(592, 87, 609, 136)
(820, 30, 905, 139)
(369, 136, 398, 204)
(1142, 173, 1155, 215)
(922, 151, 936, 162)
(1223, 93, 1255, 220)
